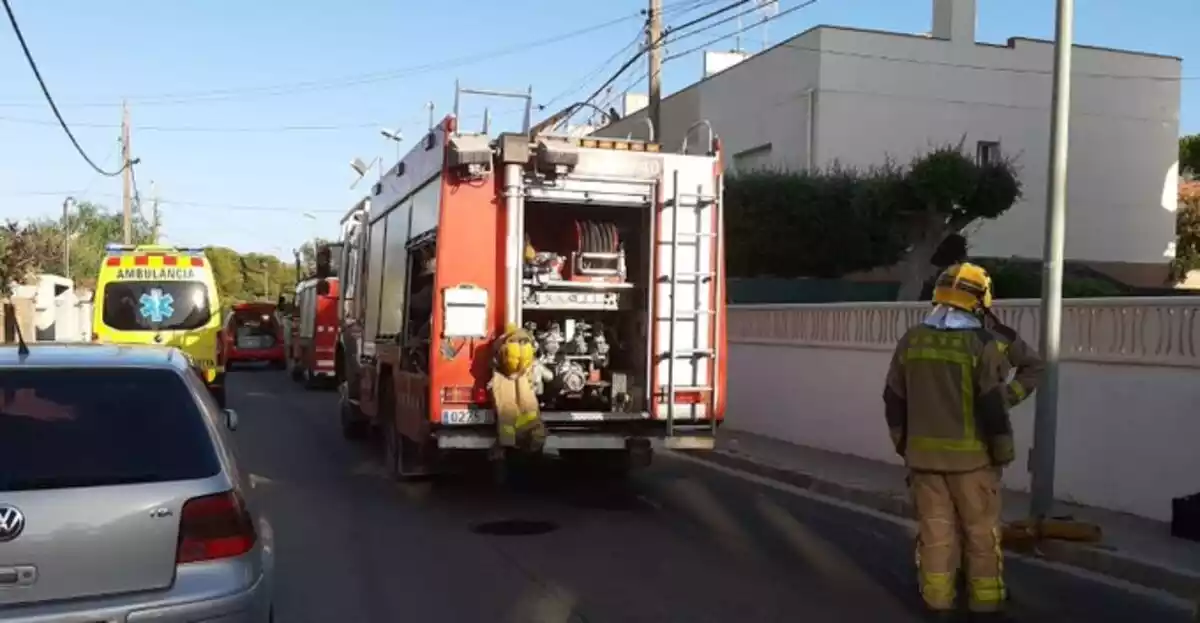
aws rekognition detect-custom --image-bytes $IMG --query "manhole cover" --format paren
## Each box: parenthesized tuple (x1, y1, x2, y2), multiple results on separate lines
(471, 519, 559, 536)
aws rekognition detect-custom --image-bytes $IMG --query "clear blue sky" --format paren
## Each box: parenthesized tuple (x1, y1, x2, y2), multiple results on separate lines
(0, 0, 1194, 258)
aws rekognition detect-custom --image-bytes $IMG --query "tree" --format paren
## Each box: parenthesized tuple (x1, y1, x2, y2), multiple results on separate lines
(724, 144, 1022, 299)
(0, 221, 62, 297)
(1171, 180, 1200, 281)
(0, 200, 302, 306)
(33, 201, 154, 289)
(1181, 134, 1200, 177)
(894, 145, 1022, 298)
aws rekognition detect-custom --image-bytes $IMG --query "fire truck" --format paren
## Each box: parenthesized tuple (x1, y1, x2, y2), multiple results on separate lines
(288, 249, 342, 389)
(319, 87, 726, 478)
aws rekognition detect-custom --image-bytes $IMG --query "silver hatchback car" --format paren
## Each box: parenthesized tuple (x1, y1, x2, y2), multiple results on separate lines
(0, 344, 274, 622)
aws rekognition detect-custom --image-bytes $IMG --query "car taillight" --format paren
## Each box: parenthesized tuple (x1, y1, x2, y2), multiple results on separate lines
(176, 491, 256, 564)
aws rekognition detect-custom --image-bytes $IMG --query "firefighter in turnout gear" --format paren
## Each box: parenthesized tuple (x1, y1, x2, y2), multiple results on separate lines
(884, 263, 1015, 621)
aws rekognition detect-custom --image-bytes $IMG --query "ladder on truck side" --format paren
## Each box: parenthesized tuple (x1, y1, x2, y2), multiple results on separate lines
(660, 124, 723, 446)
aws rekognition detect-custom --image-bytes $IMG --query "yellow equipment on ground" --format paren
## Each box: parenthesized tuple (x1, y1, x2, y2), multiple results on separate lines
(490, 323, 546, 452)
(1000, 517, 1103, 552)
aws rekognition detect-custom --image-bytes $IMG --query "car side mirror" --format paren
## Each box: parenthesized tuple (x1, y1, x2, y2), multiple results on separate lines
(224, 408, 239, 432)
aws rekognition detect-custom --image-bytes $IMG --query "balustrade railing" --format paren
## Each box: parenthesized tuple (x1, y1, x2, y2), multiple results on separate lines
(729, 298, 1200, 367)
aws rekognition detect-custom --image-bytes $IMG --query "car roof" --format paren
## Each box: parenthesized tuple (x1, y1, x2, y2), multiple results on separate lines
(0, 343, 193, 371)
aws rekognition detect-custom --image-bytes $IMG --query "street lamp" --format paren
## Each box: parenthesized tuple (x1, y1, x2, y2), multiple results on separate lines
(1029, 0, 1075, 519)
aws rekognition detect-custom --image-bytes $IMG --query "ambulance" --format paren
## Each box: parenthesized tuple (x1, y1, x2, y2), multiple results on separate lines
(92, 244, 227, 406)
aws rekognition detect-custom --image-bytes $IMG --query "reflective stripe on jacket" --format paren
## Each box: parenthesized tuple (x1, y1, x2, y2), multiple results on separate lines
(883, 323, 1014, 472)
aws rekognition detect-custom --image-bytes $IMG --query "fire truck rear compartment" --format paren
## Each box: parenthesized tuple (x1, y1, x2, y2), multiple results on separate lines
(521, 202, 651, 422)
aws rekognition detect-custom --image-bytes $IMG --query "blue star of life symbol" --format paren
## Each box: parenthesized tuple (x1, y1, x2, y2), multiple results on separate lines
(139, 288, 175, 323)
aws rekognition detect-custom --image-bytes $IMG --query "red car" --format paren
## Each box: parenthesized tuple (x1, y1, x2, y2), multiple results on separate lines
(222, 303, 286, 369)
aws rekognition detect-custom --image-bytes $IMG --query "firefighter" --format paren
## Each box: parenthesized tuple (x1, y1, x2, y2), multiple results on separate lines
(884, 262, 1015, 621)
(490, 323, 546, 453)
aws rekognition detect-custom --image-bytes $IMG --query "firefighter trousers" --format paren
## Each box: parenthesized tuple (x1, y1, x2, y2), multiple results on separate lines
(909, 467, 1006, 613)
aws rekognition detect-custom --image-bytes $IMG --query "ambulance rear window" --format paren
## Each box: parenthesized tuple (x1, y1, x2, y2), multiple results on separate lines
(102, 281, 212, 331)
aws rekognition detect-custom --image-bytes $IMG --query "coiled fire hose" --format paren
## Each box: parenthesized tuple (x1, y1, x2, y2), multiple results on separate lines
(490, 324, 546, 452)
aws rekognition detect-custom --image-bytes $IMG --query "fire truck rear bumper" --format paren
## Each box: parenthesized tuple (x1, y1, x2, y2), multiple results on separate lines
(435, 419, 717, 452)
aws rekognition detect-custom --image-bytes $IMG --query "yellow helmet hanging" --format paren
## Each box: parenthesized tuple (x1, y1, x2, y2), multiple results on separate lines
(496, 323, 535, 376)
(932, 262, 993, 312)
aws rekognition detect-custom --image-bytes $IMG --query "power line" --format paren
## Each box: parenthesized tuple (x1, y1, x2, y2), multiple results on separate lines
(0, 115, 384, 133)
(540, 26, 647, 112)
(1, 0, 134, 176)
(663, 0, 785, 47)
(3, 190, 343, 214)
(0, 12, 650, 109)
(665, 0, 819, 62)
(539, 0, 759, 132)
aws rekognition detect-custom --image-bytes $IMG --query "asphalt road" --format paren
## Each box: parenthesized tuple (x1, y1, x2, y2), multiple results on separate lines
(225, 367, 1191, 623)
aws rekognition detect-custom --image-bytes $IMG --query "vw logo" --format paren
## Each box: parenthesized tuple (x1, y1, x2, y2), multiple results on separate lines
(0, 504, 26, 542)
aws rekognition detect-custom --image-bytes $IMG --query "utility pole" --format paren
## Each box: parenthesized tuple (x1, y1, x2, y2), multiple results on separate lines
(149, 180, 160, 244)
(121, 100, 133, 244)
(62, 196, 74, 280)
(1030, 0, 1075, 519)
(647, 0, 663, 136)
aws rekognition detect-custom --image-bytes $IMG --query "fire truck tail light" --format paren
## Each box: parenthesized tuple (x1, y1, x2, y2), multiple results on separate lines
(659, 390, 708, 405)
(441, 386, 489, 405)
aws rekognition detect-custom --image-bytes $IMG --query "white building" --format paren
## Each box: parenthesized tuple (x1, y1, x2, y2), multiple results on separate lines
(594, 0, 1182, 283)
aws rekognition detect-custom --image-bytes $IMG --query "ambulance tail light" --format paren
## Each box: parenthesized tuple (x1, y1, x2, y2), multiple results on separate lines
(441, 386, 489, 405)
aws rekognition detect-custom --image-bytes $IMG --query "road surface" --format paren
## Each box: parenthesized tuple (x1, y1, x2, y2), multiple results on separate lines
(225, 368, 1191, 623)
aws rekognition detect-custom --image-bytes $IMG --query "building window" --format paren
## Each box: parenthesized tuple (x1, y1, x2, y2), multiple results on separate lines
(977, 141, 1001, 165)
(733, 143, 773, 172)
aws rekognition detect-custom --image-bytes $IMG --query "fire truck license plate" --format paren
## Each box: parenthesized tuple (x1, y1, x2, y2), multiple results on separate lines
(441, 408, 495, 425)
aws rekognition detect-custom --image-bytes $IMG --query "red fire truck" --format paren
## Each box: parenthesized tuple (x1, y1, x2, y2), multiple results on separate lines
(288, 254, 342, 389)
(319, 88, 726, 478)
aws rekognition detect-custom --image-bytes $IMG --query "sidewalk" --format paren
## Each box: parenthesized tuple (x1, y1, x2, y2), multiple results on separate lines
(688, 429, 1200, 602)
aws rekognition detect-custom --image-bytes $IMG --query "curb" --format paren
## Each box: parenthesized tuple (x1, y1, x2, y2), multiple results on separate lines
(691, 449, 1200, 603)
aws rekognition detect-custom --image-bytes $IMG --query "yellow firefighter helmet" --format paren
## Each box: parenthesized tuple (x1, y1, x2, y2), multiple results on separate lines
(932, 262, 993, 312)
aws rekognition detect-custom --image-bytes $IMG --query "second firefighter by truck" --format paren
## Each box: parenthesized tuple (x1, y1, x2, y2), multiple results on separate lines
(883, 262, 1042, 621)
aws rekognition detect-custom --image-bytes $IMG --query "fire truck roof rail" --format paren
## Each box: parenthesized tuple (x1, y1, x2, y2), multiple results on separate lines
(452, 80, 533, 134)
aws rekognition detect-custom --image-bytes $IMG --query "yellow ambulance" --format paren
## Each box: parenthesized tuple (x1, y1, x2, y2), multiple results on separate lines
(92, 244, 227, 406)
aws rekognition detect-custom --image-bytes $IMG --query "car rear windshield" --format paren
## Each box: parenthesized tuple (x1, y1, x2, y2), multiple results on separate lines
(102, 281, 211, 331)
(234, 310, 278, 331)
(0, 368, 221, 492)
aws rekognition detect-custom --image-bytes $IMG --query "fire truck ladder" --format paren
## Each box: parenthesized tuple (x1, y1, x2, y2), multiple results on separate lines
(662, 168, 722, 441)
(452, 80, 534, 133)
